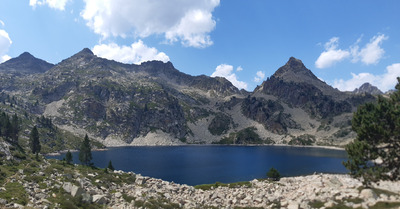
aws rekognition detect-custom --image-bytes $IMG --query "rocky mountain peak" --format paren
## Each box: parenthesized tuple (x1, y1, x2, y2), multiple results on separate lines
(78, 48, 94, 56)
(272, 57, 317, 81)
(18, 52, 35, 59)
(0, 51, 54, 74)
(353, 83, 383, 95)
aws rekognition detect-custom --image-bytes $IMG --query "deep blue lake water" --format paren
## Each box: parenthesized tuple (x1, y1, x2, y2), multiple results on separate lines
(47, 145, 348, 186)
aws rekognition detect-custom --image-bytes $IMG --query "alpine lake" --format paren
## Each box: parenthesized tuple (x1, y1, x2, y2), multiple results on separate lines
(47, 145, 348, 186)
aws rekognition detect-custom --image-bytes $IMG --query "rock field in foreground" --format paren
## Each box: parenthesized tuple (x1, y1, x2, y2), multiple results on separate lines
(5, 158, 400, 209)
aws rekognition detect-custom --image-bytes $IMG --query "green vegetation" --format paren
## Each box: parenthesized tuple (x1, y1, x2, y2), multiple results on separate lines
(208, 112, 233, 135)
(65, 150, 73, 164)
(214, 127, 266, 144)
(79, 134, 93, 166)
(288, 134, 316, 145)
(344, 78, 400, 186)
(107, 160, 114, 171)
(194, 181, 252, 190)
(0, 182, 29, 205)
(29, 125, 41, 154)
(266, 167, 281, 181)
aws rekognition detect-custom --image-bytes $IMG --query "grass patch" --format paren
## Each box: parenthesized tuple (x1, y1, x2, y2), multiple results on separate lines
(370, 202, 400, 209)
(194, 181, 252, 190)
(122, 194, 135, 203)
(0, 182, 29, 205)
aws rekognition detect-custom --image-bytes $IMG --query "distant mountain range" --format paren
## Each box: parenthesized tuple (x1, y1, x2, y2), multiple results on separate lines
(0, 49, 379, 149)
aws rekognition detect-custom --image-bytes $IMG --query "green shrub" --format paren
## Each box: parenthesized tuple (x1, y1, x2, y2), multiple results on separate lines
(266, 167, 280, 181)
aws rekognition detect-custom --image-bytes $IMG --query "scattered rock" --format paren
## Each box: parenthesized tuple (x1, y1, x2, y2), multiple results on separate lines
(359, 188, 377, 200)
(93, 195, 109, 204)
(71, 185, 84, 197)
(62, 182, 72, 193)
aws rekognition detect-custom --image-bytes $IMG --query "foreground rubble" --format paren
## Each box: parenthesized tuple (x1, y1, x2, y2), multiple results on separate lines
(2, 158, 399, 209)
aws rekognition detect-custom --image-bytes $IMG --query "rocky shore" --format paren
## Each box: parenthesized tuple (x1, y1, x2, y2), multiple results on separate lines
(4, 158, 399, 209)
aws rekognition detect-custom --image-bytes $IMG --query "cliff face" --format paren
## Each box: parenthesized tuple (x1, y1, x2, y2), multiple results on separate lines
(0, 50, 378, 147)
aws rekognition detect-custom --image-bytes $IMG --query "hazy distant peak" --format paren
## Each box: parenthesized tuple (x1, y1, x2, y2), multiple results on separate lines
(353, 82, 383, 95)
(18, 52, 35, 59)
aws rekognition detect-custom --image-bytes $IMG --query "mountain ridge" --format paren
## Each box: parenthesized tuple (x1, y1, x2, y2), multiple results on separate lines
(0, 49, 378, 149)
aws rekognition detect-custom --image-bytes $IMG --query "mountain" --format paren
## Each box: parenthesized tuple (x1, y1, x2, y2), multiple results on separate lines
(0, 52, 54, 74)
(0, 50, 378, 149)
(353, 83, 383, 95)
(254, 57, 374, 119)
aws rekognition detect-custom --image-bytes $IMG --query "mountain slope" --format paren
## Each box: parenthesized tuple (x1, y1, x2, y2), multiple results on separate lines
(0, 50, 378, 148)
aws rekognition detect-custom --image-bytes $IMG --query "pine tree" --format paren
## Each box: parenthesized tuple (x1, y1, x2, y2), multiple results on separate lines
(344, 77, 400, 185)
(79, 134, 92, 166)
(107, 160, 114, 171)
(65, 150, 73, 164)
(266, 167, 281, 181)
(10, 114, 19, 145)
(29, 126, 41, 154)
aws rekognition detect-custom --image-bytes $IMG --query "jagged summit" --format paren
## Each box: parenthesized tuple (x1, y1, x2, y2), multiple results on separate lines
(353, 83, 383, 95)
(78, 48, 94, 56)
(0, 51, 54, 74)
(272, 57, 318, 82)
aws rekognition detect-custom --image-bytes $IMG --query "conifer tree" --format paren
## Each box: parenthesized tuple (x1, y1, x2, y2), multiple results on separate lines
(107, 160, 114, 171)
(10, 114, 19, 145)
(29, 126, 41, 154)
(79, 134, 92, 166)
(65, 150, 73, 164)
(344, 77, 400, 185)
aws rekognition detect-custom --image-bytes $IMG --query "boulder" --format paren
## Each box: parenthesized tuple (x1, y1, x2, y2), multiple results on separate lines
(359, 189, 377, 200)
(71, 185, 84, 197)
(62, 182, 73, 193)
(81, 193, 92, 203)
(93, 195, 109, 204)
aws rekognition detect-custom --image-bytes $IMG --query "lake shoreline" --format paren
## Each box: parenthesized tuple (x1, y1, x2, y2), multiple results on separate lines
(46, 143, 345, 156)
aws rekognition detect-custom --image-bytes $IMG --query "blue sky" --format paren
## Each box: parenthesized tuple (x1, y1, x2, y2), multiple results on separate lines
(1, 0, 400, 92)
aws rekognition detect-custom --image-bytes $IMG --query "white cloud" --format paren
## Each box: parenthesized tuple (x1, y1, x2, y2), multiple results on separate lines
(211, 64, 248, 90)
(0, 29, 12, 63)
(333, 63, 400, 92)
(254, 71, 265, 82)
(315, 37, 350, 69)
(236, 66, 243, 72)
(92, 40, 170, 65)
(316, 34, 388, 69)
(352, 34, 388, 65)
(30, 0, 70, 10)
(0, 20, 4, 27)
(81, 0, 219, 48)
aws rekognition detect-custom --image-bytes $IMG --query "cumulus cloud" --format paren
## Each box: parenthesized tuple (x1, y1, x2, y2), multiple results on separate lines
(236, 66, 243, 72)
(254, 71, 265, 82)
(0, 29, 12, 63)
(315, 37, 350, 69)
(333, 63, 400, 92)
(81, 0, 219, 48)
(316, 34, 388, 69)
(352, 34, 388, 65)
(211, 64, 248, 90)
(29, 0, 70, 10)
(92, 40, 170, 64)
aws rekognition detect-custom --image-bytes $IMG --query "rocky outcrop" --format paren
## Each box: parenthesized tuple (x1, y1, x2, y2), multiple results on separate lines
(241, 96, 300, 134)
(353, 83, 383, 95)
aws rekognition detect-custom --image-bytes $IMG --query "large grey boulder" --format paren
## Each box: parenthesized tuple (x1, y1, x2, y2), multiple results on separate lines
(71, 185, 84, 197)
(93, 195, 109, 204)
(62, 182, 73, 194)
